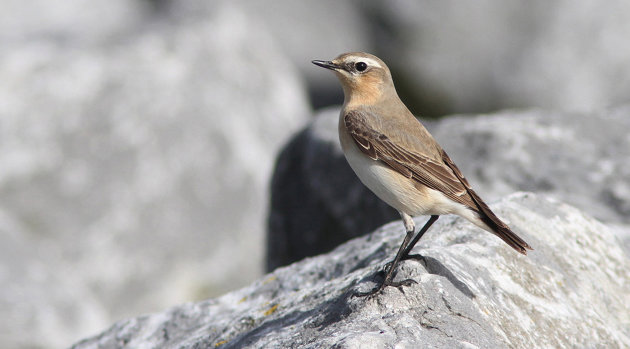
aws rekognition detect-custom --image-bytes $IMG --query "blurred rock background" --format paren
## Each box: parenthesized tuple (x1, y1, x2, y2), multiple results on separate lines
(2, 0, 630, 348)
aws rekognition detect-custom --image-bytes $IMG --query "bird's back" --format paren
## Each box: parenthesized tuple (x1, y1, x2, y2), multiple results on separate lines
(343, 100, 443, 163)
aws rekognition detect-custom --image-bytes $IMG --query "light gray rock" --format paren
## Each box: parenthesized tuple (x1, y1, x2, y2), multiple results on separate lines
(73, 193, 630, 348)
(266, 106, 630, 271)
(0, 3, 309, 348)
(156, 0, 371, 109)
(0, 0, 147, 45)
(238, 0, 372, 108)
(0, 210, 109, 349)
(430, 107, 630, 227)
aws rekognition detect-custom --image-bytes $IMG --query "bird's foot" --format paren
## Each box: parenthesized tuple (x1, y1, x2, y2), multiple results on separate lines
(353, 277, 417, 298)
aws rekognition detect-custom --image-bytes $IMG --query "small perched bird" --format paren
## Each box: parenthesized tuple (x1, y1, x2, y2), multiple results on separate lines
(312, 52, 532, 296)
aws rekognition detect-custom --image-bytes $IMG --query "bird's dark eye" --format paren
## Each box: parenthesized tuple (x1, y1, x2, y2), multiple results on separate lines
(355, 62, 368, 72)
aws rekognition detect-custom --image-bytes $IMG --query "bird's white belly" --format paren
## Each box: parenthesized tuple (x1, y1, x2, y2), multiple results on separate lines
(340, 136, 475, 221)
(340, 140, 422, 214)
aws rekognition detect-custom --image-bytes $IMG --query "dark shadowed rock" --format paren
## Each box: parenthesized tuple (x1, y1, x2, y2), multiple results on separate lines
(73, 193, 630, 348)
(266, 108, 398, 271)
(266, 107, 630, 271)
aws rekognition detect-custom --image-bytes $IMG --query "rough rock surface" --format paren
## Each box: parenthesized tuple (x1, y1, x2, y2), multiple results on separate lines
(73, 193, 630, 348)
(267, 106, 630, 270)
(430, 107, 630, 227)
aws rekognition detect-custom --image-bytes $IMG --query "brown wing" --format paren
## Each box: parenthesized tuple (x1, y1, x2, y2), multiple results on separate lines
(344, 110, 533, 254)
(344, 110, 473, 207)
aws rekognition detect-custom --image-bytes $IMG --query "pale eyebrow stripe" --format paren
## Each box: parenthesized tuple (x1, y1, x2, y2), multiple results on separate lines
(360, 57, 382, 68)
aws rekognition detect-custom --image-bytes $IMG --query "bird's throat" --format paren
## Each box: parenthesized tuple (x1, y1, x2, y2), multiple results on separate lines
(342, 81, 383, 108)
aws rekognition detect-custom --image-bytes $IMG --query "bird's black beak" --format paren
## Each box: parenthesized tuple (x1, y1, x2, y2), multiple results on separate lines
(312, 60, 340, 71)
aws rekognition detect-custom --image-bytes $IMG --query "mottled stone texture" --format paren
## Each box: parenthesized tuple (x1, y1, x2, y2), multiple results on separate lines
(73, 193, 630, 348)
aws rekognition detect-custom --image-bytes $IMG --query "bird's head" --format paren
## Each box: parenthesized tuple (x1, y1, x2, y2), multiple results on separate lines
(312, 52, 395, 105)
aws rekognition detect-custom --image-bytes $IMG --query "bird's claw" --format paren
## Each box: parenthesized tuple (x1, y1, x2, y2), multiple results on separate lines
(353, 277, 417, 298)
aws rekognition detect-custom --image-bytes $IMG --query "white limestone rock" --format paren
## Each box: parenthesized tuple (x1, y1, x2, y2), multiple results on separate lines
(73, 193, 630, 348)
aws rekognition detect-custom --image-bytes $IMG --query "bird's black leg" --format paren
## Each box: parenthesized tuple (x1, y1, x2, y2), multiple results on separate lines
(382, 215, 440, 271)
(401, 215, 439, 260)
(355, 212, 419, 297)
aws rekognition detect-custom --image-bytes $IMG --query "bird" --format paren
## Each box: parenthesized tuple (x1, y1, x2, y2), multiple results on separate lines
(312, 52, 532, 296)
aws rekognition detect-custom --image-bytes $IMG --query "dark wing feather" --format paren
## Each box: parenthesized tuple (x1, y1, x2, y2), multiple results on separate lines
(344, 110, 533, 254)
(441, 149, 532, 253)
(344, 111, 471, 206)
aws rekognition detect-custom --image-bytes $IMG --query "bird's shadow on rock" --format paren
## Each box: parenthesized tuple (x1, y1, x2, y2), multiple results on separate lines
(350, 250, 475, 299)
(421, 255, 475, 299)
